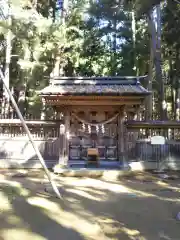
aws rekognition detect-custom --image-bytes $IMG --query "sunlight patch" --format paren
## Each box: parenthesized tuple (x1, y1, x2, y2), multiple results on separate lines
(0, 192, 12, 211)
(7, 215, 22, 225)
(98, 218, 147, 240)
(66, 189, 104, 201)
(27, 197, 61, 212)
(47, 210, 103, 238)
(1, 229, 46, 240)
(63, 178, 131, 193)
(0, 180, 22, 188)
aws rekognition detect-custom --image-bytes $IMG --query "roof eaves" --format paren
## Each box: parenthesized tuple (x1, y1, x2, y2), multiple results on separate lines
(40, 91, 151, 97)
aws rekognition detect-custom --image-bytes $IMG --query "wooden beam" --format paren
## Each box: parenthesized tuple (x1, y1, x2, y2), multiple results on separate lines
(44, 95, 145, 101)
(126, 120, 180, 129)
(45, 100, 142, 106)
(56, 106, 143, 114)
(57, 105, 125, 112)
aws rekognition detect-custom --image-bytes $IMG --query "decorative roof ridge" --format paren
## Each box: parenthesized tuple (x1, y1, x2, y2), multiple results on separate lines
(51, 76, 147, 80)
(50, 75, 148, 86)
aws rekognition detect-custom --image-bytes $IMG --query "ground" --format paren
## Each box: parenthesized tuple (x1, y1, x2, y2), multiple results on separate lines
(0, 170, 180, 240)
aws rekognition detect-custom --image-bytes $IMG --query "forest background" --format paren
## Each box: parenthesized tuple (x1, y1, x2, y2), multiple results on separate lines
(0, 0, 178, 121)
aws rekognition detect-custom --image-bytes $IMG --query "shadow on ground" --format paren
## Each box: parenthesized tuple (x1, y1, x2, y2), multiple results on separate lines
(0, 170, 180, 240)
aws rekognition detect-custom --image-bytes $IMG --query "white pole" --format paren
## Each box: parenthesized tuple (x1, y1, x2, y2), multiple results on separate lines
(0, 69, 62, 199)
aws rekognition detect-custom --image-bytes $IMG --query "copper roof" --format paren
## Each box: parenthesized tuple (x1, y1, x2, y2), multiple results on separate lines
(39, 76, 150, 96)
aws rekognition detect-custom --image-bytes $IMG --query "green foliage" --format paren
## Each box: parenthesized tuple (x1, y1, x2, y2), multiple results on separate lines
(0, 0, 178, 120)
(0, 0, 151, 82)
(0, 0, 86, 113)
(125, 0, 162, 16)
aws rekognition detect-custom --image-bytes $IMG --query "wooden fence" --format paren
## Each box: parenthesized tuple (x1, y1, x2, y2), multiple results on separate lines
(0, 120, 61, 168)
(1, 119, 180, 170)
(126, 121, 180, 170)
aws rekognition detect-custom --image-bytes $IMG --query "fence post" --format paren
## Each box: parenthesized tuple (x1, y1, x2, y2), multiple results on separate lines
(59, 108, 70, 166)
(118, 107, 129, 169)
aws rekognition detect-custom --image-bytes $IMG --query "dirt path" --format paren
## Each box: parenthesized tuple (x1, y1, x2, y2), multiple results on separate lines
(0, 172, 180, 240)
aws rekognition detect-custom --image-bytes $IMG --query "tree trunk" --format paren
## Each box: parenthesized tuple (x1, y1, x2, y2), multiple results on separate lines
(169, 53, 176, 120)
(147, 7, 166, 120)
(111, 17, 117, 75)
(2, 4, 12, 118)
(175, 51, 180, 120)
(131, 11, 137, 73)
(51, 0, 69, 77)
(156, 5, 166, 119)
(51, 0, 56, 22)
(145, 42, 153, 120)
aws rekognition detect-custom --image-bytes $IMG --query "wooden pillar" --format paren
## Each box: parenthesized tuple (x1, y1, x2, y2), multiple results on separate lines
(64, 109, 70, 165)
(118, 107, 128, 168)
(118, 112, 124, 159)
(59, 109, 70, 166)
(123, 123, 128, 164)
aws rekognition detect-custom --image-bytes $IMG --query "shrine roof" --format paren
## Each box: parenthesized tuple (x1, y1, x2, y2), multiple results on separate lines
(39, 76, 150, 96)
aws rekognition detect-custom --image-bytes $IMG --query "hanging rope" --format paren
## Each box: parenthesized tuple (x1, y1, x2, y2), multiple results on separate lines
(72, 112, 119, 126)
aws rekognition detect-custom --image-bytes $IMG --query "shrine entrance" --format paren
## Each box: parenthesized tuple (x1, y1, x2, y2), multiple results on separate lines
(39, 76, 150, 168)
(69, 136, 118, 161)
(69, 110, 118, 162)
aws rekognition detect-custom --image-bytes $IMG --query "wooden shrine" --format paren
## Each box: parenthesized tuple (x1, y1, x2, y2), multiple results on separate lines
(40, 76, 150, 167)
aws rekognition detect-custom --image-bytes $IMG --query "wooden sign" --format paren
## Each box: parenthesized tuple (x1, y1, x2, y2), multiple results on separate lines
(87, 148, 99, 156)
(151, 136, 165, 145)
(87, 148, 99, 166)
